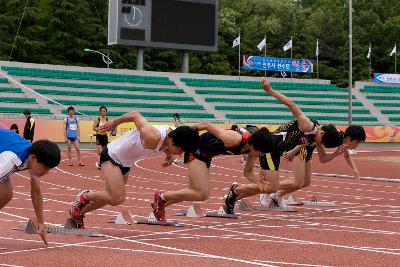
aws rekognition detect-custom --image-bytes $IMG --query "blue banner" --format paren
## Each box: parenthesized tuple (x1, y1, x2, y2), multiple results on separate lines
(242, 56, 314, 73)
(374, 73, 400, 84)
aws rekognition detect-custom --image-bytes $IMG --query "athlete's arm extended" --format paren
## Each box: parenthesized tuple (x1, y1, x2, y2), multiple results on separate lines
(99, 111, 159, 145)
(192, 122, 242, 147)
(30, 175, 47, 245)
(243, 154, 259, 184)
(343, 149, 360, 179)
(316, 141, 348, 163)
(261, 78, 314, 132)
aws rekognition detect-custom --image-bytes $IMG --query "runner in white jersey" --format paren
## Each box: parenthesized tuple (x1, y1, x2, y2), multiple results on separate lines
(68, 111, 199, 228)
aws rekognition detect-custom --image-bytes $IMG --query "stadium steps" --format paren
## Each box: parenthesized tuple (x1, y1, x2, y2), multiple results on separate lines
(356, 82, 400, 124)
(353, 83, 389, 124)
(170, 76, 225, 120)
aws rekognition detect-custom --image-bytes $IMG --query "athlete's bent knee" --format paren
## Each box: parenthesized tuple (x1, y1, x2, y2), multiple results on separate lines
(195, 191, 209, 201)
(109, 194, 125, 206)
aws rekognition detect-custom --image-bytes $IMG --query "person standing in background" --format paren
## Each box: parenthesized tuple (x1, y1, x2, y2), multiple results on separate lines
(172, 113, 185, 164)
(23, 109, 35, 142)
(63, 106, 84, 166)
(93, 106, 109, 169)
(10, 124, 20, 134)
(173, 113, 185, 127)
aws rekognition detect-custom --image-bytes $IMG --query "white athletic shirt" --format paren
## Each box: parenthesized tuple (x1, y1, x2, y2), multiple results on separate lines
(107, 125, 172, 168)
(0, 151, 38, 183)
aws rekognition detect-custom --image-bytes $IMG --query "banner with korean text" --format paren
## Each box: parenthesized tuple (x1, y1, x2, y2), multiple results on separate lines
(242, 56, 314, 73)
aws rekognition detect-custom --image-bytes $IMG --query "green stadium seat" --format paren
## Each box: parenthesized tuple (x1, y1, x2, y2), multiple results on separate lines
(4, 66, 175, 85)
(61, 110, 214, 118)
(196, 89, 356, 99)
(49, 99, 204, 110)
(215, 105, 369, 114)
(21, 80, 183, 93)
(0, 87, 23, 93)
(0, 107, 52, 114)
(225, 114, 377, 121)
(0, 97, 37, 103)
(34, 89, 194, 102)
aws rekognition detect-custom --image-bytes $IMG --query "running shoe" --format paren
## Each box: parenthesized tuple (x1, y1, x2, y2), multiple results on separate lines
(69, 190, 89, 229)
(151, 191, 166, 221)
(269, 193, 287, 209)
(95, 162, 101, 170)
(259, 194, 269, 205)
(224, 183, 238, 214)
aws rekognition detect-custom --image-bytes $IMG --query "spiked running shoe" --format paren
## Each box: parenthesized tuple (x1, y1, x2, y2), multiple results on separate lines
(269, 193, 287, 209)
(224, 183, 238, 214)
(69, 190, 89, 229)
(151, 191, 166, 221)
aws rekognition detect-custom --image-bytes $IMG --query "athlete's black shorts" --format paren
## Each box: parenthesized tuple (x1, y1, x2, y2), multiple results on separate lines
(99, 147, 130, 175)
(183, 132, 226, 168)
(96, 134, 108, 147)
(296, 142, 316, 163)
(184, 151, 213, 168)
(259, 152, 281, 171)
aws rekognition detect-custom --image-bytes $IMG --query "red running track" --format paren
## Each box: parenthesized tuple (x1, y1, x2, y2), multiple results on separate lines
(0, 148, 399, 267)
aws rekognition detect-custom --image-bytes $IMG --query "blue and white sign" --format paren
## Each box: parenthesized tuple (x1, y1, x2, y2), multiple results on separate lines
(242, 56, 314, 73)
(374, 73, 400, 84)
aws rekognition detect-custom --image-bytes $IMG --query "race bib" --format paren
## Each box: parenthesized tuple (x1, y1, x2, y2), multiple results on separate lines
(69, 124, 77, 131)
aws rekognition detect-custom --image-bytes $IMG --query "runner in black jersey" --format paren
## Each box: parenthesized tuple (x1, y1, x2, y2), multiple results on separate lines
(151, 122, 277, 221)
(224, 78, 366, 213)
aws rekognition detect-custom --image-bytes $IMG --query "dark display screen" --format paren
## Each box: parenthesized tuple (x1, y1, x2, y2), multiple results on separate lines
(151, 0, 216, 46)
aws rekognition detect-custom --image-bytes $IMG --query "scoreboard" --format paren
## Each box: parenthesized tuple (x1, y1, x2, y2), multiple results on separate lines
(108, 0, 218, 52)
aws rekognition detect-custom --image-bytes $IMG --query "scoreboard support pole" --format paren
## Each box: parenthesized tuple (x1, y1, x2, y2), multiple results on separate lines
(137, 47, 144, 70)
(182, 51, 189, 73)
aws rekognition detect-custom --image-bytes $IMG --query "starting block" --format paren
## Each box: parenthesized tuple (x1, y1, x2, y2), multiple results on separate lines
(205, 206, 240, 219)
(176, 203, 204, 217)
(285, 195, 303, 206)
(286, 194, 336, 207)
(14, 218, 102, 237)
(133, 213, 183, 227)
(108, 210, 133, 225)
(303, 194, 336, 207)
(237, 199, 297, 212)
(237, 199, 253, 211)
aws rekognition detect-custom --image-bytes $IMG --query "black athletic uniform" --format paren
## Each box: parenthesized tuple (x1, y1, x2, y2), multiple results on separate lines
(259, 120, 319, 171)
(184, 131, 251, 168)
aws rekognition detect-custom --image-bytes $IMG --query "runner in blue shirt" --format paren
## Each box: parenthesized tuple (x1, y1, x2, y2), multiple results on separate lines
(0, 128, 61, 245)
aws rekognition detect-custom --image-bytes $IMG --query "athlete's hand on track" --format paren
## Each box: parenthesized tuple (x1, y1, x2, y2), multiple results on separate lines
(261, 78, 273, 94)
(353, 169, 360, 179)
(37, 223, 48, 246)
(99, 120, 117, 132)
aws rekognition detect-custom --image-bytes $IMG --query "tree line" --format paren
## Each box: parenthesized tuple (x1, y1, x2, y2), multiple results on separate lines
(1, 0, 399, 86)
